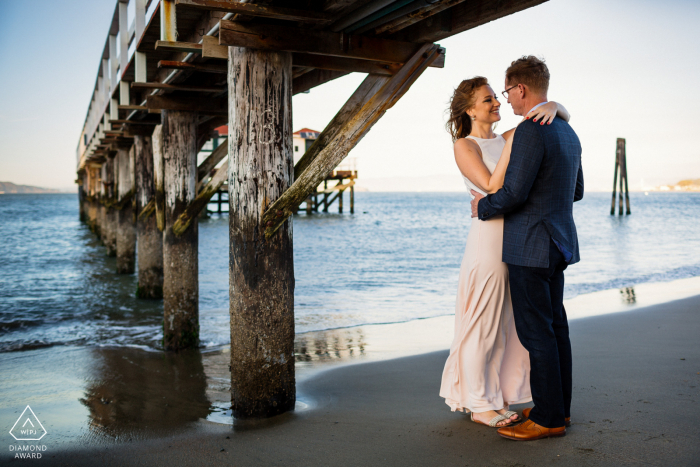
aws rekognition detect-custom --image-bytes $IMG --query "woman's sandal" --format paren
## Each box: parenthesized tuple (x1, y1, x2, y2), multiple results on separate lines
(502, 410, 521, 423)
(470, 412, 513, 428)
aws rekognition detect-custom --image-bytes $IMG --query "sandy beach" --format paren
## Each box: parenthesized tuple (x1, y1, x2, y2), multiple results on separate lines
(8, 292, 694, 466)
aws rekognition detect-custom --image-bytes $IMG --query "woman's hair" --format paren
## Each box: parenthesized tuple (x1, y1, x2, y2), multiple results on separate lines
(445, 76, 488, 142)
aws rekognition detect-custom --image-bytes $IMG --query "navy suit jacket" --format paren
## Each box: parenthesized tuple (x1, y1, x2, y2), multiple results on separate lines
(477, 117, 583, 268)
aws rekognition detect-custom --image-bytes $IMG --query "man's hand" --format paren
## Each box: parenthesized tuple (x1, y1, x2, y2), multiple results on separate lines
(470, 190, 484, 218)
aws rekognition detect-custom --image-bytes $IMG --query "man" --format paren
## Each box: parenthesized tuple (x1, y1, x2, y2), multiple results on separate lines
(470, 56, 584, 441)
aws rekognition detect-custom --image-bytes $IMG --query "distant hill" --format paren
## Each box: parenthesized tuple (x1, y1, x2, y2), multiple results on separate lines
(0, 181, 61, 194)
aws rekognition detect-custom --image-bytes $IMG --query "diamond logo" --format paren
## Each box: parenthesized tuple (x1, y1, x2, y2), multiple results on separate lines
(9, 406, 47, 441)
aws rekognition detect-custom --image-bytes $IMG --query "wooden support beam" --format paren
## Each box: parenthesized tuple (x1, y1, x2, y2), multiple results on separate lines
(390, 0, 548, 43)
(172, 159, 228, 236)
(293, 53, 400, 76)
(110, 119, 160, 125)
(132, 82, 226, 92)
(155, 40, 202, 54)
(197, 138, 228, 182)
(175, 0, 331, 23)
(219, 20, 445, 68)
(146, 95, 227, 115)
(375, 0, 468, 35)
(202, 35, 227, 59)
(318, 180, 355, 194)
(262, 43, 440, 238)
(157, 60, 227, 74)
(196, 35, 412, 77)
(119, 104, 148, 111)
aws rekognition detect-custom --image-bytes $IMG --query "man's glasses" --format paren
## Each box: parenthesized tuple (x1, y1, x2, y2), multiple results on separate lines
(502, 84, 519, 99)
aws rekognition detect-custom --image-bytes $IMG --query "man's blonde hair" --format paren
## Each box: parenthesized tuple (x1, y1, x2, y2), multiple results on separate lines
(506, 56, 550, 95)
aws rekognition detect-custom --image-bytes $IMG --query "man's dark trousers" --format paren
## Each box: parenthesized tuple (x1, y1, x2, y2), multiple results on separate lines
(507, 238, 572, 429)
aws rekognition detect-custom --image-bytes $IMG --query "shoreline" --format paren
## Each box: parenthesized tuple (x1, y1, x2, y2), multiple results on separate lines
(9, 291, 697, 466)
(2, 276, 700, 443)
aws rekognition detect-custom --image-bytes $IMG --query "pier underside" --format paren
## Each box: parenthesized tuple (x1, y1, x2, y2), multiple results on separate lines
(76, 0, 548, 418)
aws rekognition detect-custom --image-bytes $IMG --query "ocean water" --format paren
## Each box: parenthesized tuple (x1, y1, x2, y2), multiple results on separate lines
(0, 192, 699, 353)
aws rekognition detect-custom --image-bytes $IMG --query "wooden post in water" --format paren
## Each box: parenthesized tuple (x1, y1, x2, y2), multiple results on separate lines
(78, 173, 86, 222)
(116, 146, 136, 273)
(228, 46, 296, 418)
(103, 156, 118, 256)
(162, 110, 199, 350)
(97, 164, 106, 241)
(610, 138, 631, 215)
(134, 133, 163, 298)
(89, 166, 100, 233)
(350, 183, 354, 214)
(152, 124, 166, 232)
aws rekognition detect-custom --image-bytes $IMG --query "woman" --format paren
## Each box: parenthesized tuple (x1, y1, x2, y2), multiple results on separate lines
(438, 77, 570, 428)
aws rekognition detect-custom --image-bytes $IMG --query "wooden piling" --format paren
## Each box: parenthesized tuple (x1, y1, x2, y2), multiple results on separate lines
(611, 138, 631, 215)
(116, 147, 136, 273)
(162, 110, 199, 350)
(134, 134, 163, 298)
(104, 157, 118, 256)
(228, 46, 296, 418)
(87, 166, 99, 234)
(152, 124, 166, 232)
(78, 173, 87, 222)
(350, 183, 354, 214)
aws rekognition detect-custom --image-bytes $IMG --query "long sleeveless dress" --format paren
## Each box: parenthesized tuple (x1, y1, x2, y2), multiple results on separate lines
(439, 134, 532, 413)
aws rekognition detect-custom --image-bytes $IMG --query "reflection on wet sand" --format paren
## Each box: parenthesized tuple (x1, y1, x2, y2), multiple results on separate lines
(620, 287, 636, 304)
(80, 347, 210, 442)
(295, 328, 367, 364)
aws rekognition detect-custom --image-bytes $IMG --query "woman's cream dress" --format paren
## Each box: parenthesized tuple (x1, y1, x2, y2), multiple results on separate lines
(439, 134, 532, 413)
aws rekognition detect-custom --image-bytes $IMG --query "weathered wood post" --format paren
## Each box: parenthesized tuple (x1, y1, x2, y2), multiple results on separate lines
(104, 156, 117, 256)
(228, 47, 296, 418)
(152, 125, 166, 232)
(162, 110, 199, 350)
(610, 138, 631, 215)
(97, 164, 106, 240)
(116, 146, 136, 273)
(87, 166, 99, 233)
(350, 183, 354, 214)
(134, 133, 164, 298)
(78, 173, 87, 222)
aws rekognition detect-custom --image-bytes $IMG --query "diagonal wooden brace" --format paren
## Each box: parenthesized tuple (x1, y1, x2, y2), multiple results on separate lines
(261, 43, 441, 239)
(197, 139, 228, 185)
(172, 159, 229, 236)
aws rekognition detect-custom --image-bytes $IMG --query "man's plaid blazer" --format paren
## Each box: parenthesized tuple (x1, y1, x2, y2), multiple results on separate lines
(477, 117, 583, 268)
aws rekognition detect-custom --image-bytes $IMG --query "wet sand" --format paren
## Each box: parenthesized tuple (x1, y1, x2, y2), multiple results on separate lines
(6, 290, 696, 466)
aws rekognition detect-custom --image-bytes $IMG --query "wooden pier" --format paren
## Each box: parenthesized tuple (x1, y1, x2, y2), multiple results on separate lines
(75, 0, 547, 419)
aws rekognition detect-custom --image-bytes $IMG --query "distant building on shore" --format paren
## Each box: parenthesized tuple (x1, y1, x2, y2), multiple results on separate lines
(651, 178, 700, 192)
(293, 128, 319, 164)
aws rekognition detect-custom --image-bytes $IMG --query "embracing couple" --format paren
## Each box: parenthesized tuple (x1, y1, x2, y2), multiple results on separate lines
(439, 56, 584, 441)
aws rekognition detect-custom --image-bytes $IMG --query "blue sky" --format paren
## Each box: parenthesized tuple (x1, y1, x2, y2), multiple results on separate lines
(1, 0, 699, 190)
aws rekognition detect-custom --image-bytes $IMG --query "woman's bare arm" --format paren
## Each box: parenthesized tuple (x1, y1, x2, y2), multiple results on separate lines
(527, 101, 570, 123)
(454, 134, 515, 194)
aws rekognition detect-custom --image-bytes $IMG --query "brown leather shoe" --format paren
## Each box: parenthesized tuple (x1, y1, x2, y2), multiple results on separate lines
(522, 407, 571, 427)
(497, 419, 566, 441)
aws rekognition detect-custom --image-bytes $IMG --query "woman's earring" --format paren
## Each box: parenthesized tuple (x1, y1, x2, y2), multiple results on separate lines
(471, 115, 476, 121)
